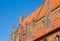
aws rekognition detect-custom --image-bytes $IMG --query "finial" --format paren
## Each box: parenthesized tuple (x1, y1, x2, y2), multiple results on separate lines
(19, 14, 24, 25)
(47, 0, 51, 12)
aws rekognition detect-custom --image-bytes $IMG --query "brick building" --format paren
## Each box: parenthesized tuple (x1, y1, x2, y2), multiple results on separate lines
(10, 0, 60, 41)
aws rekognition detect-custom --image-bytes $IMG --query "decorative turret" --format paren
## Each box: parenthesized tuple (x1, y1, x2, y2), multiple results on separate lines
(12, 26, 16, 33)
(19, 14, 24, 25)
(10, 26, 16, 41)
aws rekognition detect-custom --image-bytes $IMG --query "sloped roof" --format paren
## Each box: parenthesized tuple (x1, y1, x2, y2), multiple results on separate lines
(12, 0, 60, 39)
(37, 0, 60, 21)
(21, 0, 60, 26)
(33, 18, 60, 40)
(17, 0, 60, 37)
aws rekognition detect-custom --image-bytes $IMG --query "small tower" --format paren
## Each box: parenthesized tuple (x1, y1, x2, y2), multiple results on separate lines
(10, 26, 16, 41)
(12, 26, 16, 33)
(19, 14, 24, 25)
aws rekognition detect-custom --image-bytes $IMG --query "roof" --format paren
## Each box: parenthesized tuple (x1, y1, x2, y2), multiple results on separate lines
(36, 0, 60, 21)
(21, 0, 60, 27)
(17, 0, 60, 39)
(33, 18, 60, 40)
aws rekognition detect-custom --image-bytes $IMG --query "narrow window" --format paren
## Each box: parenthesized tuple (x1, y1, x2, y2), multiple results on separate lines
(56, 35, 60, 41)
(12, 34, 15, 41)
(43, 39, 47, 41)
(26, 22, 33, 40)
(16, 37, 20, 41)
(20, 27, 24, 41)
(26, 23, 30, 39)
(29, 26, 33, 38)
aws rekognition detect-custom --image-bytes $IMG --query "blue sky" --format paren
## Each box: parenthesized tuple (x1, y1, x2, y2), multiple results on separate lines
(0, 0, 44, 41)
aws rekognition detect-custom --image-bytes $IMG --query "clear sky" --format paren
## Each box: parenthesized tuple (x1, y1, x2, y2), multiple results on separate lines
(0, 0, 44, 41)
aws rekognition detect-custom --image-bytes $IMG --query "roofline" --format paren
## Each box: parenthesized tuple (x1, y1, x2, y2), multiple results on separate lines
(35, 6, 60, 24)
(52, 6, 60, 14)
